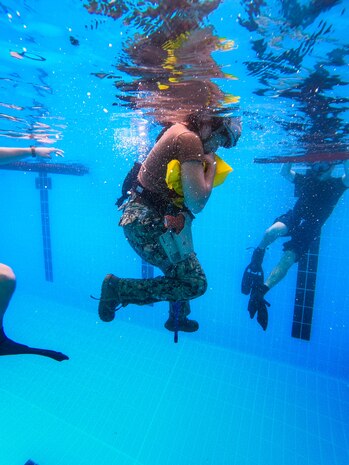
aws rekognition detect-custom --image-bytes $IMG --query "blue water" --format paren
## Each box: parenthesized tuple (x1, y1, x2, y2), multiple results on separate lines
(1, 1, 349, 464)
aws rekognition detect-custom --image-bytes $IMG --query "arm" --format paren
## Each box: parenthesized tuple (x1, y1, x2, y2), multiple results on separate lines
(342, 160, 349, 187)
(0, 147, 64, 165)
(181, 153, 216, 214)
(280, 162, 296, 183)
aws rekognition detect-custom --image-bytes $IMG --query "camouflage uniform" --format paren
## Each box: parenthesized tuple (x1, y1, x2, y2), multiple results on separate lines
(118, 198, 207, 319)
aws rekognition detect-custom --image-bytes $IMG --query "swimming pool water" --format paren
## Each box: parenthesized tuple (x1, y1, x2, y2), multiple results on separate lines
(0, 294, 348, 465)
(1, 1, 349, 464)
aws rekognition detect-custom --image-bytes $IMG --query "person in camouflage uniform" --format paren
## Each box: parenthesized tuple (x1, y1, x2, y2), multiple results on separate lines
(97, 113, 241, 332)
(118, 200, 204, 328)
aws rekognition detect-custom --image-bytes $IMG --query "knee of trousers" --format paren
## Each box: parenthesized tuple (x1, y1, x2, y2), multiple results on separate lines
(184, 274, 208, 300)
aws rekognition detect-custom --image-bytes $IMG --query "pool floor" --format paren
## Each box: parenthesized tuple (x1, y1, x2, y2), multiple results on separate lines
(0, 295, 348, 465)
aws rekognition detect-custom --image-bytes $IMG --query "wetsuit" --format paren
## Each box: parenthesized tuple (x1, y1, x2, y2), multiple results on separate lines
(276, 172, 347, 260)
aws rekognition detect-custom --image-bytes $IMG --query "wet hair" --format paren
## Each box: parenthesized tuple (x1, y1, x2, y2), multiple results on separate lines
(186, 111, 224, 134)
(155, 112, 241, 148)
(154, 112, 223, 142)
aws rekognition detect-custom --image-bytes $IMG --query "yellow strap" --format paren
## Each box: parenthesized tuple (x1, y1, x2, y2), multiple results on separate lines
(166, 155, 233, 197)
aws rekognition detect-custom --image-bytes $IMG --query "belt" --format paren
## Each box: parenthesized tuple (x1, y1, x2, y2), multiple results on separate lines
(133, 183, 189, 217)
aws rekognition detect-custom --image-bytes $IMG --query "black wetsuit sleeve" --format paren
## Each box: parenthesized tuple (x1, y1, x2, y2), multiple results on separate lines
(293, 173, 305, 197)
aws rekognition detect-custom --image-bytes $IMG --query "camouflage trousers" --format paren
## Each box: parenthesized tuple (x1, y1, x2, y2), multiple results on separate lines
(118, 199, 207, 319)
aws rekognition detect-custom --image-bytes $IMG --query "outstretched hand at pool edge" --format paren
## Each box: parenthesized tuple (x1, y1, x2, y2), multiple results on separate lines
(0, 146, 64, 165)
(35, 147, 64, 159)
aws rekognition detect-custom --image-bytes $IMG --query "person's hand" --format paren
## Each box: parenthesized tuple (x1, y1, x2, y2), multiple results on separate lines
(203, 152, 216, 166)
(164, 214, 185, 234)
(202, 152, 216, 189)
(203, 152, 217, 174)
(35, 147, 64, 159)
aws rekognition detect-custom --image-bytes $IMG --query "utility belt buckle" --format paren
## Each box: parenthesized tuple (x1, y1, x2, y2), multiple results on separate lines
(134, 184, 144, 195)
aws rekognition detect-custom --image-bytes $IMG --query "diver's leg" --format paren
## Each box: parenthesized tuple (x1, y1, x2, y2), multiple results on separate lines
(0, 263, 16, 324)
(258, 221, 289, 249)
(0, 264, 68, 361)
(0, 327, 68, 361)
(241, 222, 289, 295)
(265, 249, 297, 289)
(247, 250, 296, 331)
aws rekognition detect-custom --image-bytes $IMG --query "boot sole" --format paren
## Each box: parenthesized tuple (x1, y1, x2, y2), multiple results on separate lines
(164, 321, 199, 333)
(98, 274, 117, 322)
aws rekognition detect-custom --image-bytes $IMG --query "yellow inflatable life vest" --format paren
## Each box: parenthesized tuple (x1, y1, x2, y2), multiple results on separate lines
(165, 155, 233, 198)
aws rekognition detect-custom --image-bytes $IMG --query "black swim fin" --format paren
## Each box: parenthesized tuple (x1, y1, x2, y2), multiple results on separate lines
(257, 304, 269, 331)
(241, 265, 264, 295)
(241, 247, 265, 295)
(0, 328, 69, 361)
(247, 284, 270, 331)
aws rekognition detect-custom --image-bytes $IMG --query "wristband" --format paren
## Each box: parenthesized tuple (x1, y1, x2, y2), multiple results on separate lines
(30, 146, 36, 157)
